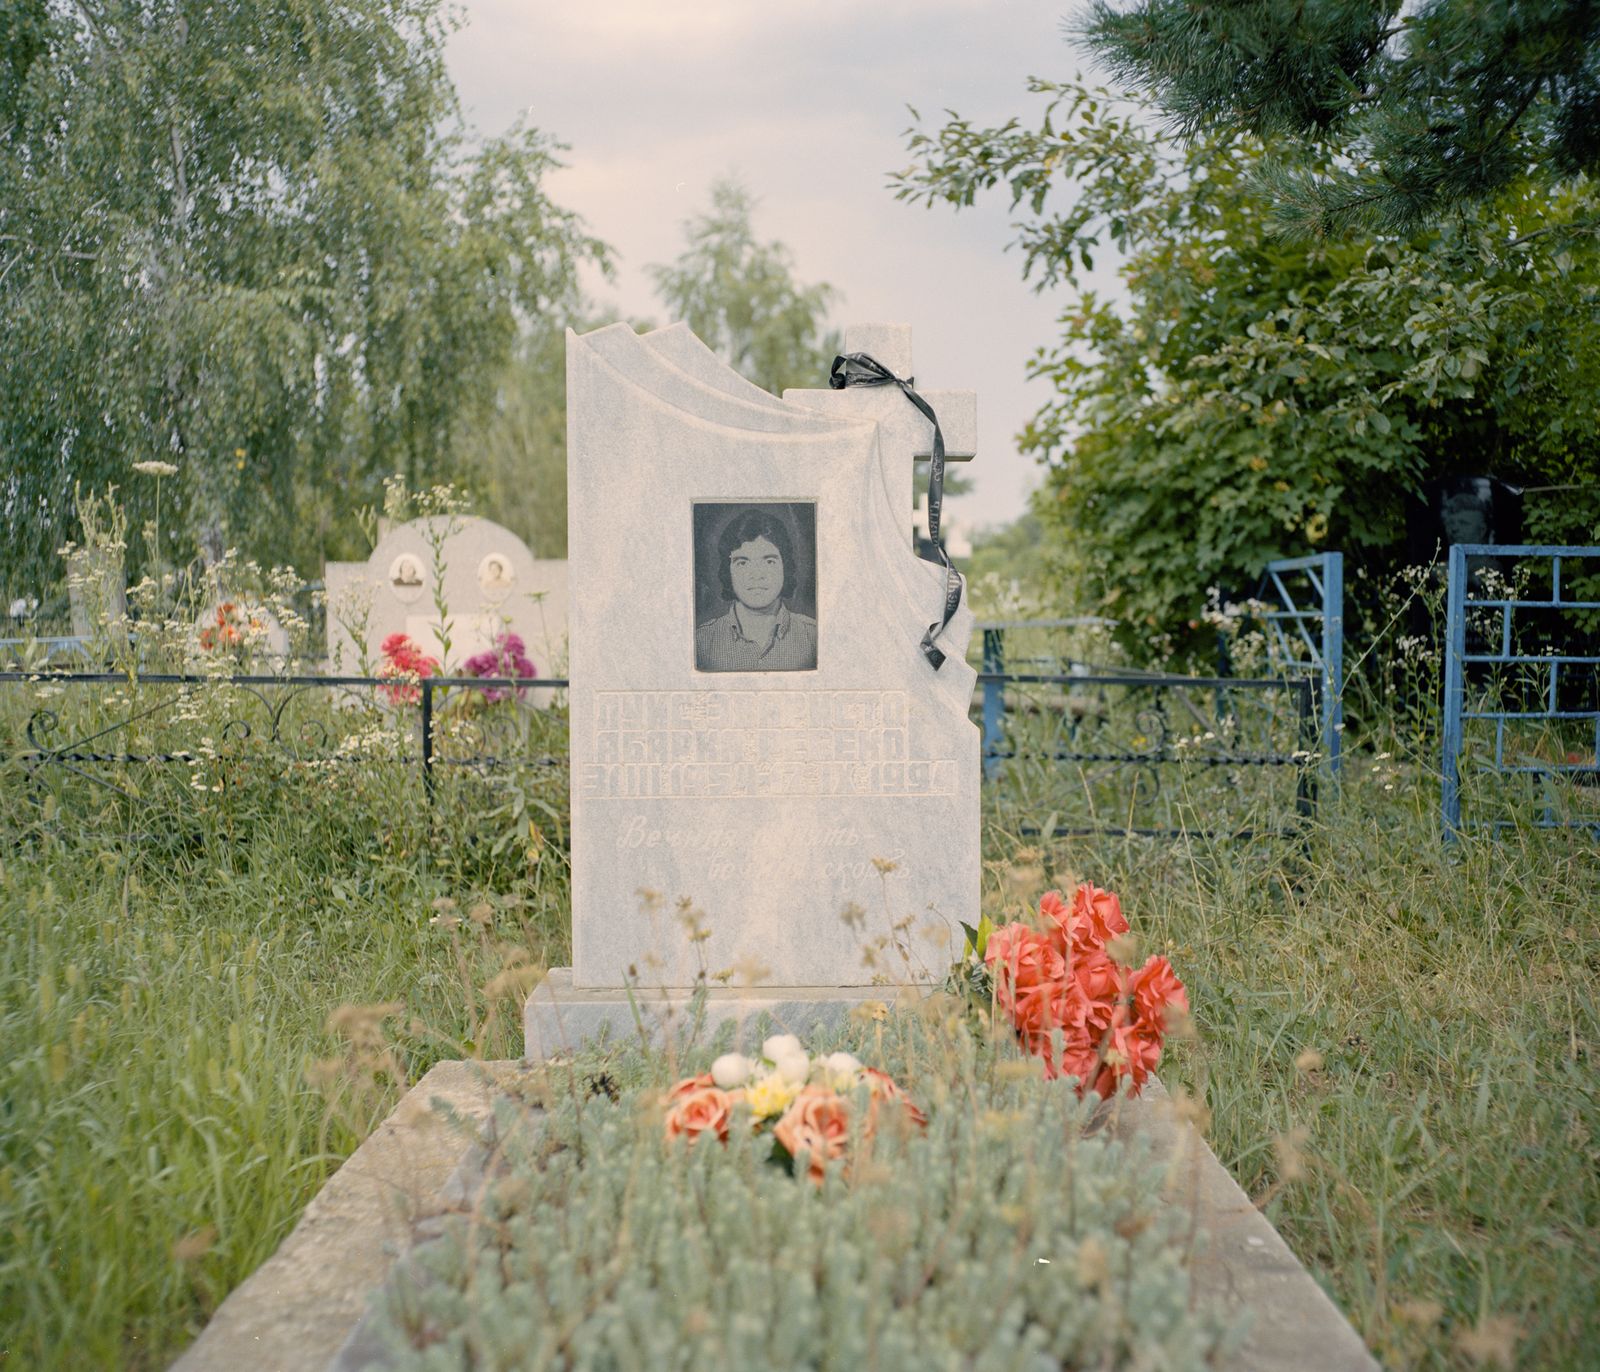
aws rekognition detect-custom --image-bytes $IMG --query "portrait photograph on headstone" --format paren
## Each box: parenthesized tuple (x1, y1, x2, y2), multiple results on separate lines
(692, 501, 818, 673)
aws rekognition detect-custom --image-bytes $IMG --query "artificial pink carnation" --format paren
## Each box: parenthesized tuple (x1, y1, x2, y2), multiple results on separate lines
(1071, 883, 1129, 947)
(984, 922, 1065, 1017)
(464, 630, 538, 702)
(985, 882, 1185, 1102)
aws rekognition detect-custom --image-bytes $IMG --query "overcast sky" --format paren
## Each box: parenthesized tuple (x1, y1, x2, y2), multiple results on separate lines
(445, 1, 1124, 532)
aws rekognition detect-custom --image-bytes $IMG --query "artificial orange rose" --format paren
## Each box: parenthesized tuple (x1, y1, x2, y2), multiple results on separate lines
(1071, 883, 1129, 948)
(1129, 955, 1189, 1028)
(666, 1072, 715, 1102)
(663, 1081, 734, 1144)
(984, 922, 1065, 1016)
(773, 1085, 851, 1182)
(1073, 949, 1125, 1035)
(861, 1067, 927, 1132)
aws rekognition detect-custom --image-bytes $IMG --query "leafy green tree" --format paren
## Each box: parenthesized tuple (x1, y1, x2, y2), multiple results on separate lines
(896, 82, 1600, 639)
(647, 178, 840, 396)
(0, 0, 607, 598)
(1082, 0, 1600, 237)
(458, 323, 572, 559)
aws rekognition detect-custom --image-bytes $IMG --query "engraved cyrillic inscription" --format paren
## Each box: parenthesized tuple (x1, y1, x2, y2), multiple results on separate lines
(582, 690, 955, 798)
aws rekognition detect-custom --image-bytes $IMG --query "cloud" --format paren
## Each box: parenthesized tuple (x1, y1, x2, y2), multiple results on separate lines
(449, 0, 1102, 525)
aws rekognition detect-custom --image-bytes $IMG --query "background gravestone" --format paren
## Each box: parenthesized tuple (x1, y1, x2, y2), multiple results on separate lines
(532, 320, 979, 1044)
(324, 517, 568, 676)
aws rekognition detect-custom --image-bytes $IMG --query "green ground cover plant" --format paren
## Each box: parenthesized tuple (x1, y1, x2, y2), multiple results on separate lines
(340, 1022, 1238, 1371)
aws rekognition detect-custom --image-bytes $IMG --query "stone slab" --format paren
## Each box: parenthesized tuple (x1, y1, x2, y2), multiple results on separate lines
(1112, 1081, 1379, 1372)
(170, 1061, 510, 1372)
(171, 1056, 1377, 1372)
(524, 966, 907, 1058)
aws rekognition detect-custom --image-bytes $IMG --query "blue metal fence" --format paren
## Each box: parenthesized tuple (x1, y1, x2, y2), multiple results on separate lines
(1441, 544, 1600, 839)
(1257, 553, 1344, 775)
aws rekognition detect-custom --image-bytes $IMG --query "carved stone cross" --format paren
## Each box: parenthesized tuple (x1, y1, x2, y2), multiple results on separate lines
(783, 323, 977, 539)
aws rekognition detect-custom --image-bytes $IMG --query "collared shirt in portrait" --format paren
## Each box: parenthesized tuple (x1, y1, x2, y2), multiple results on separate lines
(695, 600, 818, 672)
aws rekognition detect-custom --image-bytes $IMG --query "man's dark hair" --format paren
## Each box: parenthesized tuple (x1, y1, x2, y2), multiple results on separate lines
(716, 507, 797, 603)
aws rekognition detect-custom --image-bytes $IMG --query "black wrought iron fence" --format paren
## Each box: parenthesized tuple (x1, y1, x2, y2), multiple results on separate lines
(977, 666, 1317, 839)
(1, 671, 568, 819)
(6, 666, 1315, 844)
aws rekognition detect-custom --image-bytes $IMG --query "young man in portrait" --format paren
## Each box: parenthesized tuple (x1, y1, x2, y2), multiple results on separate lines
(695, 506, 818, 672)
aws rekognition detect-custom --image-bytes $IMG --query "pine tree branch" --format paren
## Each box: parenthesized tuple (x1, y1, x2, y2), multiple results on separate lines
(1507, 215, 1600, 248)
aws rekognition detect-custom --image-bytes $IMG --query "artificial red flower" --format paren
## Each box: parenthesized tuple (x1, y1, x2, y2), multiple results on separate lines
(984, 923, 1065, 1018)
(1130, 955, 1189, 1028)
(983, 882, 1184, 1101)
(1071, 883, 1129, 947)
(376, 632, 439, 705)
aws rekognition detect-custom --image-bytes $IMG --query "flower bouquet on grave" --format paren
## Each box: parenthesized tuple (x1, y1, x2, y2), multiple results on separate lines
(662, 1034, 925, 1183)
(376, 631, 439, 706)
(951, 883, 1189, 1100)
(461, 630, 537, 706)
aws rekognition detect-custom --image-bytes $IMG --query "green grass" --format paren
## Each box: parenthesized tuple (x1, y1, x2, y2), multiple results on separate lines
(0, 748, 570, 1368)
(2, 687, 1597, 1368)
(982, 771, 1600, 1370)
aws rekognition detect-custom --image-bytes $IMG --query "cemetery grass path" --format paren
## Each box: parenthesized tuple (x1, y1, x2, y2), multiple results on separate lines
(0, 815, 569, 1371)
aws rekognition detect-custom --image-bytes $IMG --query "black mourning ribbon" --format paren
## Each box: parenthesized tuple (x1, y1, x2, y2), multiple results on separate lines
(829, 351, 963, 670)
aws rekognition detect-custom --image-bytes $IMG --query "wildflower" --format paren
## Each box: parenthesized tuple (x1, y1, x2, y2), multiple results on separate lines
(132, 461, 179, 478)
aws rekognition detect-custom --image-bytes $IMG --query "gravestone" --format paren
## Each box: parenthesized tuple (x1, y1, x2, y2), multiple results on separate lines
(324, 517, 568, 677)
(527, 322, 979, 1051)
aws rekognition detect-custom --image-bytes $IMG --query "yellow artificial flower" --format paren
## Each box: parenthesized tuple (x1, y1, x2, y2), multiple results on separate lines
(744, 1071, 801, 1120)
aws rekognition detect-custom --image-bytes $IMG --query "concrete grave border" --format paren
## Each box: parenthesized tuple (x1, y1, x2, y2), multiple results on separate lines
(173, 1056, 1377, 1372)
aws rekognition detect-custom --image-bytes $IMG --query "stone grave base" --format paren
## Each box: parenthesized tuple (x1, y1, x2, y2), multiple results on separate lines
(524, 966, 907, 1058)
(173, 1057, 1378, 1372)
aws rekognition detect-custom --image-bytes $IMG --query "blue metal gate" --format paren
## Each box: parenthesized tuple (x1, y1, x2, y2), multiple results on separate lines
(1257, 553, 1344, 775)
(1441, 544, 1600, 839)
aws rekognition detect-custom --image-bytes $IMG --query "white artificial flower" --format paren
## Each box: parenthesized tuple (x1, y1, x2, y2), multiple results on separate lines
(762, 1033, 803, 1063)
(820, 1051, 863, 1089)
(710, 1053, 754, 1089)
(774, 1051, 812, 1085)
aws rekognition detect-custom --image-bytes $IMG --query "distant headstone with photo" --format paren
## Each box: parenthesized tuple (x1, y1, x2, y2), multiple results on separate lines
(324, 517, 568, 678)
(528, 321, 979, 1050)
